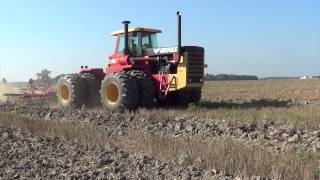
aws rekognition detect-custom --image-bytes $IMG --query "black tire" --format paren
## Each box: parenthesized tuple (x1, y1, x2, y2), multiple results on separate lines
(157, 92, 179, 106)
(176, 90, 191, 106)
(189, 88, 202, 104)
(80, 73, 101, 107)
(100, 72, 138, 112)
(159, 90, 190, 106)
(128, 70, 155, 108)
(159, 88, 201, 106)
(56, 74, 86, 109)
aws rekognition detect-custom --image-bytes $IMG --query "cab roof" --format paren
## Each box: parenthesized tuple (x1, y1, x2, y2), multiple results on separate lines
(110, 27, 161, 36)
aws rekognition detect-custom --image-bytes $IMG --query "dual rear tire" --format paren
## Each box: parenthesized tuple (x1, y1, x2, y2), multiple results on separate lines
(128, 70, 155, 108)
(100, 70, 155, 111)
(57, 71, 154, 112)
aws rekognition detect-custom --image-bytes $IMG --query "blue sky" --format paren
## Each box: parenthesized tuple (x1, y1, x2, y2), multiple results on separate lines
(0, 0, 319, 81)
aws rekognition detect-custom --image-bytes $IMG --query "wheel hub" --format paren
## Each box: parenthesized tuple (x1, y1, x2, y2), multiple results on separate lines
(60, 84, 70, 103)
(105, 82, 119, 105)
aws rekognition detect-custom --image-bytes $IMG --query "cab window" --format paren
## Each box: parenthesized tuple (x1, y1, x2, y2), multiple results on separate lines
(117, 33, 140, 56)
(117, 35, 124, 54)
(141, 33, 158, 49)
(129, 33, 139, 56)
(117, 32, 158, 56)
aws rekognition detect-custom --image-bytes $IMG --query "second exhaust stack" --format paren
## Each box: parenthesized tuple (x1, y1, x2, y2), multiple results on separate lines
(177, 11, 181, 54)
(177, 11, 182, 61)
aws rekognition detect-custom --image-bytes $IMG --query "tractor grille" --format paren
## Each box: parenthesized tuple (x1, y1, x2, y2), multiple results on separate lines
(187, 52, 204, 83)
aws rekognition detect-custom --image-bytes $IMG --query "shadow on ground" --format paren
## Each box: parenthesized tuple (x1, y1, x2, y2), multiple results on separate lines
(157, 99, 293, 110)
(198, 99, 293, 109)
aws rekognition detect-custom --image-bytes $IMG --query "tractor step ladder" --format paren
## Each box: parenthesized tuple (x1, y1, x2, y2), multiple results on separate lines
(159, 70, 168, 93)
(159, 71, 176, 99)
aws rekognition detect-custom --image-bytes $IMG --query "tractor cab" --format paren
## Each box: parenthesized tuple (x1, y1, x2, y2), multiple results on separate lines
(111, 27, 161, 56)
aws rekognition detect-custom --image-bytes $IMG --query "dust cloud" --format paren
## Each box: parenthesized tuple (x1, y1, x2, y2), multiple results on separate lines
(0, 84, 22, 102)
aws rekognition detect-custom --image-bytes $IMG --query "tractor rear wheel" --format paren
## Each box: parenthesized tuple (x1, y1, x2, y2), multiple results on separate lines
(100, 72, 138, 112)
(80, 73, 101, 107)
(128, 70, 155, 108)
(56, 74, 86, 109)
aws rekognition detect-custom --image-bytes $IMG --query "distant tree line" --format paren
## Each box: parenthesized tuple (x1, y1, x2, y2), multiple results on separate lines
(33, 69, 52, 85)
(204, 73, 258, 81)
(1, 78, 7, 84)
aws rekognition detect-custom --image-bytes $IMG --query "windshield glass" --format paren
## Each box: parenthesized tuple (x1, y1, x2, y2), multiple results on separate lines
(141, 32, 158, 49)
(129, 32, 139, 56)
(117, 32, 158, 56)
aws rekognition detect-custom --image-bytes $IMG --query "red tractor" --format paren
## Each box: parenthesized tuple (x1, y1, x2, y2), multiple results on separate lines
(56, 12, 205, 111)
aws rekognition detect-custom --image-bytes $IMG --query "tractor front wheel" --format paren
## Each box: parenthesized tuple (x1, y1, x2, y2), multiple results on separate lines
(56, 74, 87, 109)
(100, 72, 138, 112)
(128, 70, 155, 108)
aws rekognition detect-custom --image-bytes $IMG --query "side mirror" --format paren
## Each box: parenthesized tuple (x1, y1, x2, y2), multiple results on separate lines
(203, 64, 208, 68)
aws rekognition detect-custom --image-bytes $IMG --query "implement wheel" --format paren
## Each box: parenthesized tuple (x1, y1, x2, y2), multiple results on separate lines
(100, 72, 138, 112)
(56, 74, 86, 109)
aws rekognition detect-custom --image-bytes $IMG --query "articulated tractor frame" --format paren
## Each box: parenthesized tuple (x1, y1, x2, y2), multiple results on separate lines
(57, 12, 206, 111)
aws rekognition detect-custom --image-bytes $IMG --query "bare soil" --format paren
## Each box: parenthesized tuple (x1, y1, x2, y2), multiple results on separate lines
(1, 80, 320, 179)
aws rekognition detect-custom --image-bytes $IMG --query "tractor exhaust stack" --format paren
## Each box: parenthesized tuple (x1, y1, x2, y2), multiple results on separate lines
(122, 21, 131, 55)
(177, 11, 182, 62)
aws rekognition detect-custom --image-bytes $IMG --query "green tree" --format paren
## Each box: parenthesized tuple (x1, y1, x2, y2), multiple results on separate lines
(1, 78, 7, 84)
(36, 69, 51, 85)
